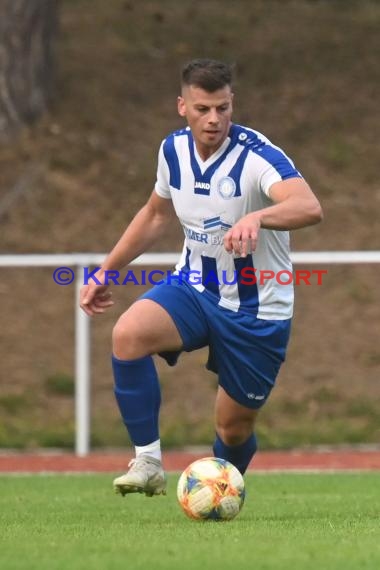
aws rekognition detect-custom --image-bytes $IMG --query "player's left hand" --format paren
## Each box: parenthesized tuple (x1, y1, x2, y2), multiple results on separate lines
(224, 214, 261, 257)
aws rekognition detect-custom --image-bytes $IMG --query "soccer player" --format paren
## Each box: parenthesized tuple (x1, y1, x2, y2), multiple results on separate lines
(80, 59, 323, 496)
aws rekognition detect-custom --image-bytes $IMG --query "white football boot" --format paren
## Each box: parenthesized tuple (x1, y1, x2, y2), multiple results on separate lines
(113, 455, 167, 497)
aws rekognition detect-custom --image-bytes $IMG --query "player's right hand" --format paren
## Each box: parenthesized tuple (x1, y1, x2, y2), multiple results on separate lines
(80, 282, 114, 316)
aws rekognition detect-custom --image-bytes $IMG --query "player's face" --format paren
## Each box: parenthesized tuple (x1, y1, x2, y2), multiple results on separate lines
(178, 85, 233, 160)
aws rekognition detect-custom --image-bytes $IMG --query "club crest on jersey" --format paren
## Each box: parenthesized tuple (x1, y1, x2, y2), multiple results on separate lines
(217, 176, 236, 200)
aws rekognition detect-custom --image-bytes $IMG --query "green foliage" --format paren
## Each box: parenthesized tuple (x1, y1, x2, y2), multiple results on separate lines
(324, 138, 354, 169)
(37, 428, 75, 449)
(44, 373, 75, 396)
(0, 394, 28, 414)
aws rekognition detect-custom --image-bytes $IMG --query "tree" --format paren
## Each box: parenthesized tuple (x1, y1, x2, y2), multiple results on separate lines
(0, 0, 58, 139)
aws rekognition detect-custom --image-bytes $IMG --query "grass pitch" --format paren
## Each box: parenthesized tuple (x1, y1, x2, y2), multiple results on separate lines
(0, 472, 379, 570)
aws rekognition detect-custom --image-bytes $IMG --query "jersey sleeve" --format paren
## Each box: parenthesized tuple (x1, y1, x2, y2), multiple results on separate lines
(154, 140, 172, 199)
(254, 142, 302, 198)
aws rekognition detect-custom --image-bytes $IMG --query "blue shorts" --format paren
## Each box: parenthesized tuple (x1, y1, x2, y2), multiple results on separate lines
(140, 280, 291, 409)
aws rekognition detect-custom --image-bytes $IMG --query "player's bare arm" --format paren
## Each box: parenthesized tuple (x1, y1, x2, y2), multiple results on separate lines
(80, 192, 176, 316)
(224, 177, 323, 257)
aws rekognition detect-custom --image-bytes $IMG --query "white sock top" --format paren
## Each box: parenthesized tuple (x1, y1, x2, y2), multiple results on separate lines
(135, 439, 162, 461)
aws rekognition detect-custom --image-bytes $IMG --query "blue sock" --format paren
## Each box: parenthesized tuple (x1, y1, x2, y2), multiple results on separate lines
(213, 433, 258, 475)
(112, 354, 161, 446)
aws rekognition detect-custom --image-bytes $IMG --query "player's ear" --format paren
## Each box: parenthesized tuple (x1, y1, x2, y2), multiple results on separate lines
(177, 96, 186, 117)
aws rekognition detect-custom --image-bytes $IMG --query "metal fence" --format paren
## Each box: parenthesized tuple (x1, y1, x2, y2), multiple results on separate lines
(1, 251, 379, 456)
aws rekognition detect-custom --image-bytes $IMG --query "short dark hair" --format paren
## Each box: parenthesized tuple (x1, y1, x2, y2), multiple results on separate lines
(181, 59, 233, 92)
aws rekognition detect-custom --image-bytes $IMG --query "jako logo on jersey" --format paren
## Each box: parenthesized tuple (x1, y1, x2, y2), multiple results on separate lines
(194, 181, 211, 191)
(217, 176, 236, 199)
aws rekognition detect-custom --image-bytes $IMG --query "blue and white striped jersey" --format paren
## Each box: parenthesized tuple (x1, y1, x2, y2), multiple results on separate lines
(155, 123, 302, 319)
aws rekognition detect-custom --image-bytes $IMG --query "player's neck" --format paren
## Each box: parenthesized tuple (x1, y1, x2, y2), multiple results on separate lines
(194, 139, 228, 162)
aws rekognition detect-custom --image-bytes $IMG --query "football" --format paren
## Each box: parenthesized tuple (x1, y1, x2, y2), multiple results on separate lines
(177, 457, 245, 521)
